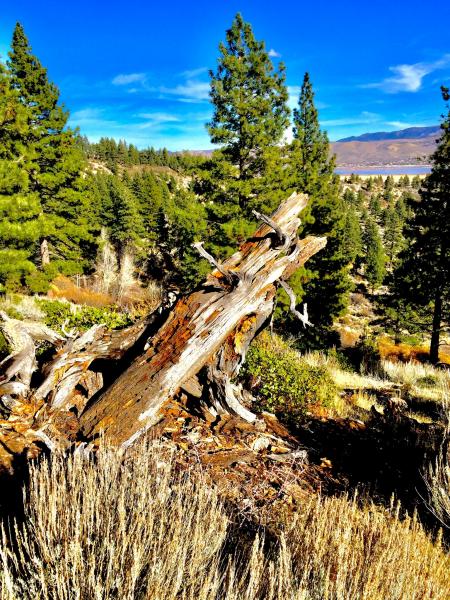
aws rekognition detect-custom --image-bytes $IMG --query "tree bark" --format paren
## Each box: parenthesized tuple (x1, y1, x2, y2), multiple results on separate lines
(430, 288, 442, 364)
(79, 193, 326, 447)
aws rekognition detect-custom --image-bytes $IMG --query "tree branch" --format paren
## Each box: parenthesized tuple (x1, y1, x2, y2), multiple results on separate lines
(278, 280, 312, 328)
(192, 241, 240, 286)
(252, 209, 291, 250)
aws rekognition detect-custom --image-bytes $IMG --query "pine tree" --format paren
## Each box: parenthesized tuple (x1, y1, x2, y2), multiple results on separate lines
(200, 13, 290, 256)
(392, 88, 450, 363)
(0, 63, 43, 290)
(7, 23, 96, 277)
(342, 205, 362, 266)
(282, 73, 352, 346)
(363, 216, 385, 290)
(383, 201, 405, 267)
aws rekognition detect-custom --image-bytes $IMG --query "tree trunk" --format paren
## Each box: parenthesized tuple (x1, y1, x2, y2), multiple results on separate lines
(1, 193, 326, 458)
(79, 193, 326, 447)
(430, 288, 442, 364)
(40, 239, 50, 266)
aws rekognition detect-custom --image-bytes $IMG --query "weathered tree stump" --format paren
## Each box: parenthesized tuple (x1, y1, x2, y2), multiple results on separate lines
(0, 193, 325, 458)
(79, 193, 326, 446)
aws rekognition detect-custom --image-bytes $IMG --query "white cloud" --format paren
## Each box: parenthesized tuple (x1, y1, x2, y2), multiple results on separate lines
(268, 48, 281, 58)
(160, 80, 210, 102)
(180, 66, 208, 78)
(70, 107, 105, 121)
(139, 112, 180, 122)
(386, 120, 424, 129)
(364, 54, 450, 93)
(112, 73, 146, 86)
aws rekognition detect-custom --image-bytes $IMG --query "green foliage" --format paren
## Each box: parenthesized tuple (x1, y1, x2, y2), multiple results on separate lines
(37, 299, 133, 332)
(242, 334, 336, 423)
(342, 205, 362, 266)
(363, 216, 385, 289)
(7, 22, 97, 273)
(279, 73, 352, 347)
(391, 88, 450, 362)
(197, 12, 290, 257)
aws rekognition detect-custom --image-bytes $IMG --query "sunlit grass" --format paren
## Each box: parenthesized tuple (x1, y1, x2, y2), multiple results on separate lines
(1, 438, 449, 600)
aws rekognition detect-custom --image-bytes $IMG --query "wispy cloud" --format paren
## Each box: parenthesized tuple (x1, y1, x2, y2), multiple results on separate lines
(139, 112, 180, 122)
(180, 66, 208, 78)
(160, 80, 210, 102)
(363, 54, 450, 93)
(112, 72, 146, 86)
(70, 107, 105, 121)
(268, 48, 281, 58)
(385, 120, 424, 129)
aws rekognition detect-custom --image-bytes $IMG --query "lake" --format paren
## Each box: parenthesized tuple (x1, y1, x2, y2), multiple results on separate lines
(335, 166, 431, 175)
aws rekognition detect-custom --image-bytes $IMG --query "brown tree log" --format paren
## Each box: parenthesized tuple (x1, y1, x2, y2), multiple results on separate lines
(79, 193, 326, 447)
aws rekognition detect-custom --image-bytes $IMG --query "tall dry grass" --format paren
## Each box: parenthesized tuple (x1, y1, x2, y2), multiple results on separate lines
(425, 388, 450, 530)
(1, 439, 449, 600)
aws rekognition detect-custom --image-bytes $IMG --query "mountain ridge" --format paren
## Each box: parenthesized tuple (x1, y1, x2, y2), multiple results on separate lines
(337, 125, 440, 143)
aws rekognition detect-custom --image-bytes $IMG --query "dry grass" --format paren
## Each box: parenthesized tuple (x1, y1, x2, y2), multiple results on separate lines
(48, 275, 114, 308)
(1, 438, 449, 600)
(424, 394, 450, 530)
(0, 294, 45, 321)
(379, 338, 450, 365)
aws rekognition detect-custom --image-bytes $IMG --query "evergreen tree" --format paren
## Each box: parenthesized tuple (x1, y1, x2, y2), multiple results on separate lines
(7, 23, 96, 277)
(282, 72, 351, 346)
(0, 63, 43, 290)
(368, 193, 382, 218)
(383, 201, 405, 267)
(342, 205, 362, 267)
(392, 88, 450, 363)
(199, 13, 290, 256)
(363, 216, 385, 290)
(106, 177, 144, 258)
(411, 175, 422, 189)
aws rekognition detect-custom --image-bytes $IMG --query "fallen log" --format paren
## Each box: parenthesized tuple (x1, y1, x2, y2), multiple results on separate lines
(79, 192, 326, 447)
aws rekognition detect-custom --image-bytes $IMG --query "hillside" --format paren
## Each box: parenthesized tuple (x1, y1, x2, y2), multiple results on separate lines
(331, 137, 436, 167)
(337, 125, 440, 142)
(330, 125, 439, 167)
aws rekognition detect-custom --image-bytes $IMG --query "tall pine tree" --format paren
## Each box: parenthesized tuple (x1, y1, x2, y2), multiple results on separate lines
(392, 87, 450, 363)
(0, 62, 43, 290)
(281, 73, 351, 346)
(199, 13, 290, 256)
(7, 23, 96, 279)
(363, 215, 385, 291)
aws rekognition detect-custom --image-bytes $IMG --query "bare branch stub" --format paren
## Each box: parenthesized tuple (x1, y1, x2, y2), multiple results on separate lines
(252, 209, 291, 251)
(192, 241, 240, 287)
(278, 279, 311, 328)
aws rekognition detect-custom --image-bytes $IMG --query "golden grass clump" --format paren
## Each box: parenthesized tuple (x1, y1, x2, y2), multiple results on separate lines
(378, 338, 450, 365)
(285, 494, 450, 600)
(48, 275, 114, 308)
(0, 442, 228, 600)
(1, 439, 450, 600)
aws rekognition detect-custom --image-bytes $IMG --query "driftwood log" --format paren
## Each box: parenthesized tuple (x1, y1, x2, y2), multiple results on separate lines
(0, 193, 326, 454)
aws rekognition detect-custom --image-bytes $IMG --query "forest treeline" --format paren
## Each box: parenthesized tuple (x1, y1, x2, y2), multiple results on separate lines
(0, 15, 449, 358)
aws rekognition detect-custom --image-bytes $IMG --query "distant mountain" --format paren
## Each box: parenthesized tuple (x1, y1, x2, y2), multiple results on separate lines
(337, 125, 440, 143)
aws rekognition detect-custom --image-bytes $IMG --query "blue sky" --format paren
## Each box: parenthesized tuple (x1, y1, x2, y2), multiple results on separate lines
(1, 0, 449, 149)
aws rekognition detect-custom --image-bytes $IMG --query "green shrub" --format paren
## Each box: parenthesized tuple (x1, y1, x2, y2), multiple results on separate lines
(416, 374, 438, 387)
(0, 331, 9, 360)
(37, 299, 133, 332)
(242, 333, 336, 424)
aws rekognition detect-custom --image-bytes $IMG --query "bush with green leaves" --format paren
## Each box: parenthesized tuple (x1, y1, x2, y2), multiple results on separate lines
(242, 334, 336, 423)
(37, 299, 133, 332)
